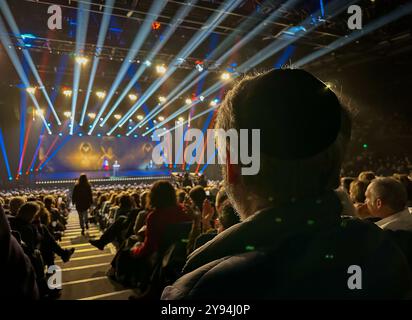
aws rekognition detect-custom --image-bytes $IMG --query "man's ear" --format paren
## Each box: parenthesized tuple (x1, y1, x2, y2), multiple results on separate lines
(376, 198, 382, 209)
(226, 147, 241, 184)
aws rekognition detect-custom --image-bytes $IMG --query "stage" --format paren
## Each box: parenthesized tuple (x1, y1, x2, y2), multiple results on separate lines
(29, 168, 172, 185)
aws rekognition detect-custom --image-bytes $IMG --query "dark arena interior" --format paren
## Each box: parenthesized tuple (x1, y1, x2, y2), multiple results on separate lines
(1, 0, 412, 308)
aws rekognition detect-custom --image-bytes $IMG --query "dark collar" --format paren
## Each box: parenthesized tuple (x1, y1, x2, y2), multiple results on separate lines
(183, 191, 343, 274)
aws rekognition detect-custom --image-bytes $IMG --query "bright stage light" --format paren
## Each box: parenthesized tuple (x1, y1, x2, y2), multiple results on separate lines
(185, 98, 192, 105)
(158, 96, 166, 103)
(178, 117, 184, 122)
(88, 112, 96, 119)
(26, 87, 36, 94)
(114, 114, 122, 120)
(210, 98, 219, 107)
(221, 72, 231, 81)
(35, 109, 45, 116)
(63, 89, 72, 97)
(156, 64, 167, 75)
(137, 115, 144, 121)
(158, 116, 165, 121)
(199, 95, 205, 101)
(144, 60, 152, 67)
(63, 111, 72, 118)
(75, 56, 89, 65)
(153, 120, 157, 124)
(96, 91, 106, 99)
(196, 64, 204, 72)
(128, 94, 138, 101)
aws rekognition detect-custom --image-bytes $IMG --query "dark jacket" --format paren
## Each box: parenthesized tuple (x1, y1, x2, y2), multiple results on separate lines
(162, 191, 412, 299)
(0, 206, 39, 299)
(72, 183, 93, 212)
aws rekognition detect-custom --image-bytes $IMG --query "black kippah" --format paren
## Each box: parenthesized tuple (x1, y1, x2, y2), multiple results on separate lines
(237, 69, 342, 160)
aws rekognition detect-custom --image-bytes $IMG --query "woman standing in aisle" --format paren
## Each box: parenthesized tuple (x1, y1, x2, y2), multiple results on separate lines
(72, 174, 93, 235)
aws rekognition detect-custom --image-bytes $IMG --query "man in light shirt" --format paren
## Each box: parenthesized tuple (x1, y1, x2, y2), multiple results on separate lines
(365, 177, 412, 231)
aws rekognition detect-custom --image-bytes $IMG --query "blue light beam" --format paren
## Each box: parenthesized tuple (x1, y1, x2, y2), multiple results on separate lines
(0, 1, 62, 125)
(0, 15, 51, 133)
(109, 0, 244, 135)
(70, 0, 91, 134)
(88, 0, 168, 135)
(79, 0, 114, 126)
(99, 0, 198, 126)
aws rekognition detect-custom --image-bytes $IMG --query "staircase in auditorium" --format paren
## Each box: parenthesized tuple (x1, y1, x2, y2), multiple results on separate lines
(56, 210, 140, 300)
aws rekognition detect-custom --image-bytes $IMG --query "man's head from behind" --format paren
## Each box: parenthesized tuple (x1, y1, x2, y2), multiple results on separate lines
(10, 196, 26, 216)
(16, 202, 40, 223)
(216, 69, 351, 219)
(365, 177, 407, 219)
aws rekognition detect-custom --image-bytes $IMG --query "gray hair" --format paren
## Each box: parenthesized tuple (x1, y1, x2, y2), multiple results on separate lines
(369, 177, 407, 213)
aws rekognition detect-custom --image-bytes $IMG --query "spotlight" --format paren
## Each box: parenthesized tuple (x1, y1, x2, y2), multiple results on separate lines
(128, 94, 138, 101)
(143, 60, 152, 67)
(158, 116, 165, 121)
(178, 117, 184, 122)
(221, 72, 231, 81)
(96, 91, 106, 99)
(153, 120, 157, 124)
(196, 64, 204, 72)
(210, 99, 219, 107)
(152, 21, 161, 30)
(35, 109, 45, 116)
(88, 112, 96, 119)
(26, 87, 36, 94)
(97, 133, 102, 137)
(199, 95, 205, 101)
(133, 134, 138, 138)
(58, 132, 63, 137)
(185, 98, 192, 105)
(63, 111, 72, 118)
(137, 115, 144, 121)
(114, 114, 122, 120)
(75, 56, 89, 65)
(158, 96, 166, 103)
(156, 65, 167, 75)
(63, 89, 72, 97)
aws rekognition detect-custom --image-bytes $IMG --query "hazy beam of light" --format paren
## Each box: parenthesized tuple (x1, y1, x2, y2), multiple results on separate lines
(295, 1, 412, 67)
(39, 135, 73, 170)
(151, 0, 407, 140)
(100, 0, 198, 126)
(17, 116, 33, 175)
(137, 0, 301, 128)
(70, 0, 91, 134)
(142, 0, 359, 135)
(0, 15, 51, 134)
(80, 0, 114, 127)
(110, 0, 244, 135)
(0, 1, 62, 125)
(88, 0, 168, 135)
(0, 127, 12, 180)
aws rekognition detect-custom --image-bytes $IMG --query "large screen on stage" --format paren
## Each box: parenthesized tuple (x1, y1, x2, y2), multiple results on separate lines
(39, 136, 155, 172)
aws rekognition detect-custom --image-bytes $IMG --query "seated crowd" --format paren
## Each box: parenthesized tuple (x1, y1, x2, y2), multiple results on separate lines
(0, 178, 240, 299)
